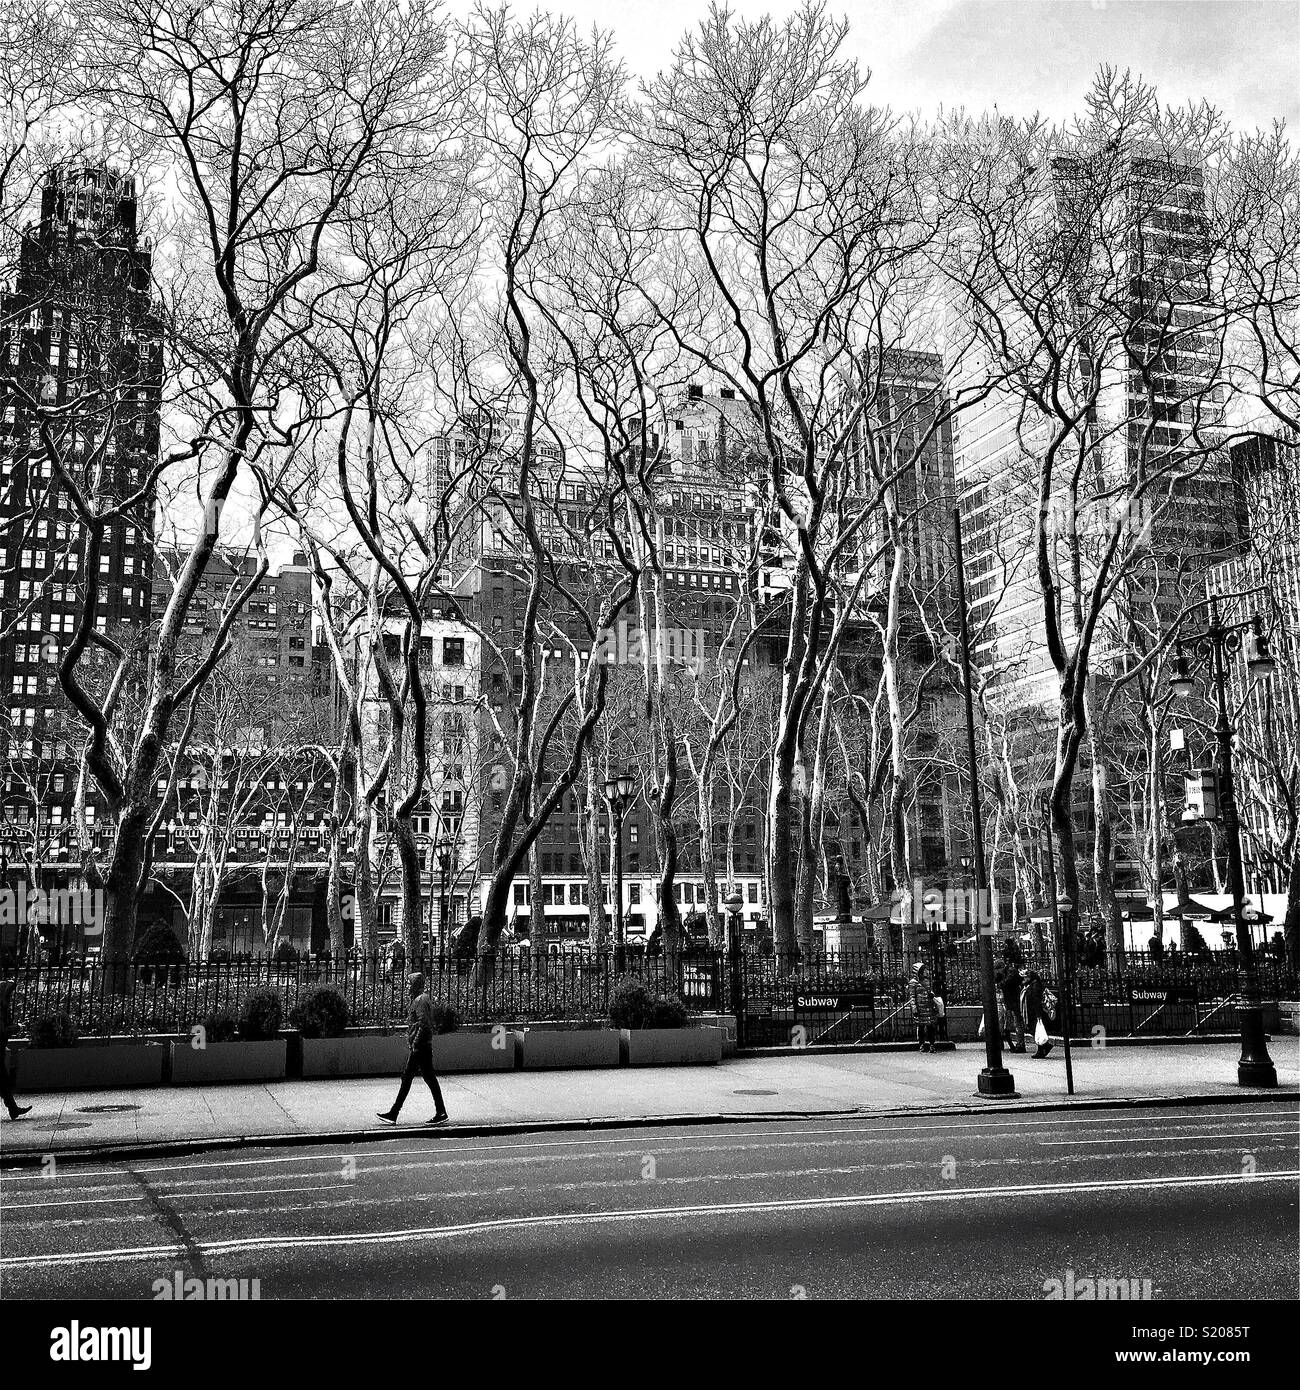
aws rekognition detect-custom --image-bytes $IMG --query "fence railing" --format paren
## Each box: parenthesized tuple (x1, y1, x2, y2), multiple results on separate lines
(4, 945, 1295, 1043)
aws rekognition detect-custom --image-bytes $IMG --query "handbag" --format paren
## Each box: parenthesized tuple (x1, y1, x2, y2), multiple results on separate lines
(933, 995, 945, 1018)
(1042, 988, 1058, 1021)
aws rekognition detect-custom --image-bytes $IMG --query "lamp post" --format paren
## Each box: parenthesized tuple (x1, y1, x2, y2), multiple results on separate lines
(953, 506, 1015, 1096)
(723, 889, 745, 950)
(603, 769, 634, 973)
(437, 841, 452, 969)
(1170, 600, 1277, 1088)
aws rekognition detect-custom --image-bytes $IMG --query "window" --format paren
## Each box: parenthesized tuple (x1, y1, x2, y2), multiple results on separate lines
(443, 637, 464, 666)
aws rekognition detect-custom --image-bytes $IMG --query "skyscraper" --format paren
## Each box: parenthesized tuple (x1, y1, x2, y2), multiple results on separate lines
(947, 145, 1245, 918)
(0, 164, 161, 956)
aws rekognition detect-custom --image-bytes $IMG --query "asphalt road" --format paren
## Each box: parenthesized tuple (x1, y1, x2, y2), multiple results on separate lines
(2, 1103, 1297, 1300)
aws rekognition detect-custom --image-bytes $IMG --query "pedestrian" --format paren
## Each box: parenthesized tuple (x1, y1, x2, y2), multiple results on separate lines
(907, 961, 940, 1052)
(0, 978, 33, 1121)
(998, 957, 1026, 1053)
(376, 972, 449, 1127)
(1022, 968, 1054, 1059)
(1148, 931, 1165, 963)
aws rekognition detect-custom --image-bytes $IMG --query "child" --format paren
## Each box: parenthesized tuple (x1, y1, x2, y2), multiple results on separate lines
(907, 961, 940, 1053)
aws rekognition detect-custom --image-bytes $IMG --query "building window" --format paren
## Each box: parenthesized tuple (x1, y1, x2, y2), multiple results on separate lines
(443, 637, 464, 666)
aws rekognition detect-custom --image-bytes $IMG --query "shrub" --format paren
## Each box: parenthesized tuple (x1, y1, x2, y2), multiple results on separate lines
(608, 974, 656, 1029)
(28, 1010, 78, 1049)
(197, 1007, 239, 1044)
(238, 986, 283, 1040)
(134, 921, 186, 962)
(134, 921, 186, 987)
(649, 993, 688, 1028)
(289, 986, 349, 1039)
(271, 941, 300, 966)
(608, 976, 690, 1030)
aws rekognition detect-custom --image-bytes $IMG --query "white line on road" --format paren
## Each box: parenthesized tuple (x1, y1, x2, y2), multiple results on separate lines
(3, 1169, 1295, 1269)
(10, 1142, 1299, 1215)
(4, 1106, 1292, 1183)
(1041, 1131, 1299, 1146)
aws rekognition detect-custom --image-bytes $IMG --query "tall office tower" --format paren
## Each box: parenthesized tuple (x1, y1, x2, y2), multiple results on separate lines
(0, 165, 161, 954)
(953, 148, 1240, 707)
(1211, 433, 1299, 895)
(454, 386, 770, 947)
(948, 147, 1246, 902)
(838, 350, 963, 910)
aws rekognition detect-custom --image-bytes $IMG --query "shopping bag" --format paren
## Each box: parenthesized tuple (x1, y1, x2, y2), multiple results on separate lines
(1034, 1018, 1049, 1048)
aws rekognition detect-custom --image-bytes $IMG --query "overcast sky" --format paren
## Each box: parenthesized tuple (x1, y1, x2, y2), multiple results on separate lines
(518, 0, 1298, 131)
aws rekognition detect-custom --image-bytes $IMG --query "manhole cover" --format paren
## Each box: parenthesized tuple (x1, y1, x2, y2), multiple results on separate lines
(733, 1089, 778, 1096)
(50, 1121, 92, 1130)
(77, 1104, 141, 1114)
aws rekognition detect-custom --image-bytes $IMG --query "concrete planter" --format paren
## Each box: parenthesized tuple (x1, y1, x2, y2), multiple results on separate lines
(14, 1042, 166, 1092)
(519, 1028, 620, 1070)
(429, 1030, 517, 1073)
(625, 1026, 723, 1066)
(692, 1014, 738, 1056)
(170, 1038, 287, 1086)
(301, 1033, 408, 1079)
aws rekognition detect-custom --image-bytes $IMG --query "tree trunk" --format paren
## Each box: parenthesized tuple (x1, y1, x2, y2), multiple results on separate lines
(1284, 845, 1300, 971)
(355, 803, 379, 955)
(393, 814, 424, 962)
(583, 759, 609, 951)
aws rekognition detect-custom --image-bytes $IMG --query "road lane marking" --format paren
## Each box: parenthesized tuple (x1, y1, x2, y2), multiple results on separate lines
(4, 1108, 1292, 1184)
(8, 1140, 1299, 1228)
(4, 1169, 1296, 1269)
(7, 1137, 1300, 1214)
(1042, 1130, 1299, 1146)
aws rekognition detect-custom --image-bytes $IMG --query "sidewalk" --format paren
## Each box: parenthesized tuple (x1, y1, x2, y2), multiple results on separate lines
(2, 1039, 1297, 1165)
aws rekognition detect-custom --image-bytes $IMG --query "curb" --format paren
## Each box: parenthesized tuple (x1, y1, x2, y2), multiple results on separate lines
(2, 1087, 1295, 1170)
(736, 1035, 1256, 1057)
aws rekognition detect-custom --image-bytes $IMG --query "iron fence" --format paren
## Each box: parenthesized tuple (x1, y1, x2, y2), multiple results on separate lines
(3, 944, 1294, 1043)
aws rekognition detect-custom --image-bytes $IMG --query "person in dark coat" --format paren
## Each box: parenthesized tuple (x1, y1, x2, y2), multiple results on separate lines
(907, 961, 940, 1052)
(376, 973, 448, 1126)
(0, 979, 32, 1120)
(1022, 968, 1054, 1059)
(998, 958, 1026, 1053)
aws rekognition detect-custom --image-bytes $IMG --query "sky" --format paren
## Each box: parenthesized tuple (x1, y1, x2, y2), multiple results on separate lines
(506, 0, 1299, 131)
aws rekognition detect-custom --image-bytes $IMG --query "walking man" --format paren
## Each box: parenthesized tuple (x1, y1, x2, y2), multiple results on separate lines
(1, 978, 32, 1120)
(377, 972, 449, 1127)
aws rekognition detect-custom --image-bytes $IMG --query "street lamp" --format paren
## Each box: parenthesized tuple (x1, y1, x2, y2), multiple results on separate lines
(1170, 601, 1277, 1088)
(603, 769, 635, 972)
(723, 888, 744, 950)
(437, 840, 452, 969)
(953, 505, 1015, 1097)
